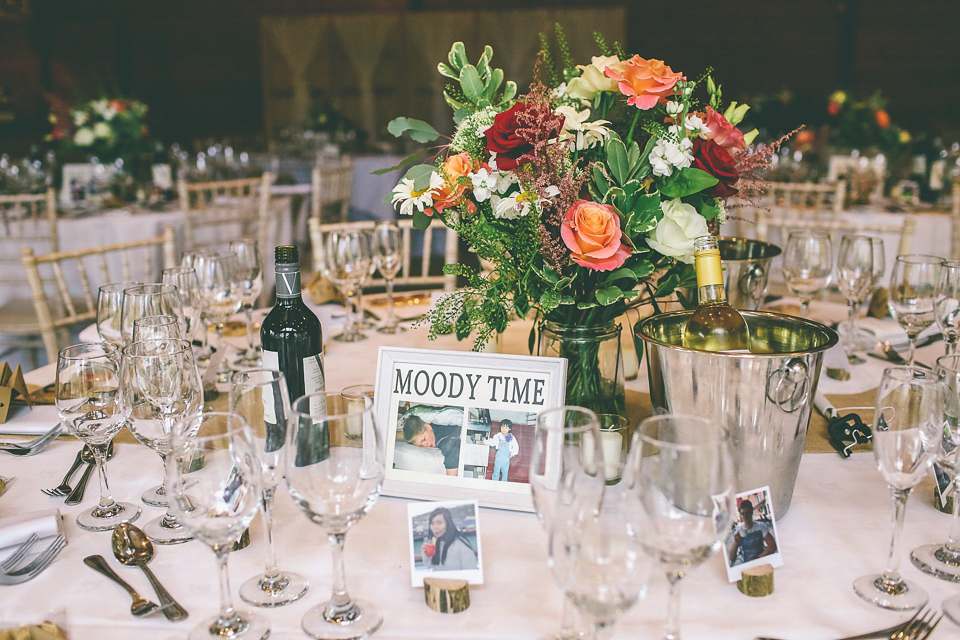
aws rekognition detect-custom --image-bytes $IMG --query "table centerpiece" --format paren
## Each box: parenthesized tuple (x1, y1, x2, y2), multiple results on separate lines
(385, 27, 781, 413)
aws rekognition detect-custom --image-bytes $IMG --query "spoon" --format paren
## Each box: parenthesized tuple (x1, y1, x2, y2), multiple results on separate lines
(83, 555, 160, 617)
(111, 522, 188, 622)
(64, 441, 115, 505)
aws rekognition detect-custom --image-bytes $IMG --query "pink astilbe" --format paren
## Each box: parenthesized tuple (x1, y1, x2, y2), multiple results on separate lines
(730, 128, 802, 209)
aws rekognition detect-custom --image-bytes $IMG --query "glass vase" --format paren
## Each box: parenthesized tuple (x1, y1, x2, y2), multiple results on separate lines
(538, 320, 626, 416)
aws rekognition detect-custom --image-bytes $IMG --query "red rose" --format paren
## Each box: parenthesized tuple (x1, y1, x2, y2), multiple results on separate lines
(484, 102, 561, 170)
(692, 138, 739, 198)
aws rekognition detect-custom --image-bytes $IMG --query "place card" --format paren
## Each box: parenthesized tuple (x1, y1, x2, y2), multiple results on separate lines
(721, 486, 784, 582)
(407, 499, 483, 588)
(0, 363, 32, 424)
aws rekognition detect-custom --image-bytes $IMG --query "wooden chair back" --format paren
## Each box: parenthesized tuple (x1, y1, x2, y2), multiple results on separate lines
(20, 227, 177, 363)
(177, 173, 273, 252)
(757, 212, 916, 257)
(751, 181, 846, 242)
(311, 157, 354, 223)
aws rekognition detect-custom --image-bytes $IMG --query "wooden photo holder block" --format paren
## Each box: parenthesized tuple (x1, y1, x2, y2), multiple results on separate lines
(737, 563, 774, 597)
(423, 577, 470, 613)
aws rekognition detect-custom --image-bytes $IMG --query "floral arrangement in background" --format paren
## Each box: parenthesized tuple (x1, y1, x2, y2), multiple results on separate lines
(47, 97, 151, 165)
(826, 90, 909, 155)
(386, 27, 779, 355)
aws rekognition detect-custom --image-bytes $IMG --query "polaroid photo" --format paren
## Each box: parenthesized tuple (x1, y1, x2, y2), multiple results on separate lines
(721, 486, 784, 582)
(935, 462, 953, 511)
(407, 499, 484, 587)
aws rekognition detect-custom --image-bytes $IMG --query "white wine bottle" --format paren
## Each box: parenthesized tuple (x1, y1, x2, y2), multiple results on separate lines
(681, 235, 751, 352)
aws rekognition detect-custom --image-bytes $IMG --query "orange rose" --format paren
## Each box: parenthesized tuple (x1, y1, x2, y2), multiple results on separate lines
(875, 109, 890, 128)
(603, 55, 683, 110)
(560, 199, 631, 271)
(431, 153, 477, 214)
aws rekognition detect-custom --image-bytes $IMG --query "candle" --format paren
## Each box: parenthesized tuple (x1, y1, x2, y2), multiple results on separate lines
(600, 430, 623, 481)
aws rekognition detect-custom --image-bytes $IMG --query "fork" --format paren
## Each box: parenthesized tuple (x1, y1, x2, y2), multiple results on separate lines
(754, 606, 936, 640)
(0, 535, 66, 585)
(891, 607, 941, 640)
(0, 424, 62, 456)
(0, 533, 40, 572)
(41, 446, 87, 497)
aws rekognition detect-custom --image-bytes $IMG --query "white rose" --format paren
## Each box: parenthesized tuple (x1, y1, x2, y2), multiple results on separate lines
(647, 199, 709, 264)
(567, 55, 621, 101)
(73, 127, 95, 146)
(93, 122, 112, 139)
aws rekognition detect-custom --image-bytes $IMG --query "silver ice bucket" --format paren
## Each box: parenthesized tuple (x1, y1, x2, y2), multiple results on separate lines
(718, 237, 781, 310)
(635, 310, 838, 517)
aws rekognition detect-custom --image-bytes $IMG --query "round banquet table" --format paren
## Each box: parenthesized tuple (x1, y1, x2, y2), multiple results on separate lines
(2, 299, 960, 640)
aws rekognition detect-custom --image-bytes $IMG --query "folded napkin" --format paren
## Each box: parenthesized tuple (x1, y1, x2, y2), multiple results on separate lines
(0, 509, 62, 564)
(857, 316, 908, 346)
(0, 405, 60, 436)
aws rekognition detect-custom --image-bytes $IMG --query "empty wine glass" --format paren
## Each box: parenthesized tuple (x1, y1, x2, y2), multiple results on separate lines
(56, 342, 141, 531)
(195, 252, 244, 382)
(530, 406, 605, 640)
(230, 238, 264, 367)
(181, 249, 221, 364)
(119, 283, 185, 346)
(230, 369, 309, 607)
(97, 281, 140, 345)
(132, 314, 182, 342)
(782, 230, 833, 315)
(854, 366, 943, 610)
(888, 255, 944, 367)
(632, 414, 735, 640)
(120, 338, 203, 541)
(162, 266, 203, 348)
(324, 230, 373, 342)
(372, 221, 404, 334)
(935, 260, 960, 356)
(166, 411, 269, 640)
(286, 391, 384, 639)
(837, 235, 884, 363)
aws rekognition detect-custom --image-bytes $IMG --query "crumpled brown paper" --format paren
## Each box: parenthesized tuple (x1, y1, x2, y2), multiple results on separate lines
(0, 621, 68, 640)
(304, 271, 343, 306)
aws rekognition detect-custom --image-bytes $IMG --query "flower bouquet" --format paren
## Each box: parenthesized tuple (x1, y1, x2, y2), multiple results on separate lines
(386, 29, 772, 412)
(49, 97, 151, 168)
(826, 90, 907, 156)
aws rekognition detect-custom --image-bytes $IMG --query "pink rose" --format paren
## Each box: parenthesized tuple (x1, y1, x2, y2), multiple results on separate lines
(703, 106, 746, 153)
(560, 200, 631, 271)
(603, 55, 683, 110)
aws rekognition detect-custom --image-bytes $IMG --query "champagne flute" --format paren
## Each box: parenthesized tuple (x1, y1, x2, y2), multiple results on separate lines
(162, 266, 203, 349)
(853, 366, 943, 610)
(372, 221, 404, 334)
(888, 255, 944, 367)
(836, 235, 882, 363)
(166, 411, 269, 640)
(324, 230, 372, 342)
(230, 369, 309, 607)
(632, 414, 735, 640)
(530, 406, 605, 640)
(97, 281, 140, 345)
(935, 260, 960, 356)
(910, 354, 960, 581)
(782, 230, 833, 315)
(56, 342, 141, 531)
(286, 391, 384, 639)
(230, 238, 264, 367)
(132, 314, 182, 342)
(119, 283, 185, 346)
(194, 252, 244, 383)
(120, 338, 202, 541)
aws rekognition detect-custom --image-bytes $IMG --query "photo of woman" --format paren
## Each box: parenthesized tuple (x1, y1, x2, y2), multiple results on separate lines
(423, 506, 478, 571)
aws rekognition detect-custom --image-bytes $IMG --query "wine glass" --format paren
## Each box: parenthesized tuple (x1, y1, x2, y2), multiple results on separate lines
(935, 260, 960, 356)
(194, 252, 244, 383)
(55, 342, 141, 531)
(324, 230, 373, 342)
(372, 221, 404, 334)
(888, 255, 944, 367)
(285, 391, 384, 639)
(530, 406, 605, 640)
(230, 369, 309, 607)
(632, 414, 735, 640)
(853, 366, 943, 610)
(162, 266, 203, 348)
(132, 314, 182, 342)
(782, 230, 833, 315)
(230, 238, 264, 367)
(180, 249, 220, 364)
(836, 235, 883, 363)
(119, 283, 185, 346)
(97, 281, 140, 345)
(911, 354, 960, 581)
(166, 411, 269, 640)
(120, 338, 203, 541)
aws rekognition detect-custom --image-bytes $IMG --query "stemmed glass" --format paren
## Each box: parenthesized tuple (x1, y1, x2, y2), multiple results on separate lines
(119, 283, 185, 346)
(120, 338, 203, 541)
(180, 249, 220, 364)
(194, 252, 244, 382)
(837, 235, 884, 363)
(230, 369, 309, 607)
(530, 406, 605, 640)
(286, 391, 384, 639)
(230, 238, 264, 367)
(324, 230, 373, 342)
(166, 411, 269, 640)
(911, 354, 960, 581)
(935, 260, 960, 356)
(372, 221, 404, 334)
(782, 230, 833, 315)
(97, 281, 140, 345)
(55, 342, 141, 531)
(632, 414, 735, 640)
(132, 314, 182, 342)
(162, 266, 203, 349)
(888, 255, 944, 367)
(853, 366, 943, 610)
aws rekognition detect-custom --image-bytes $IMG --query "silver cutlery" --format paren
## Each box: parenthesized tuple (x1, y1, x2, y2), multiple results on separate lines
(0, 424, 62, 456)
(112, 523, 188, 622)
(868, 341, 933, 370)
(41, 445, 87, 497)
(754, 605, 939, 640)
(64, 441, 114, 506)
(0, 533, 39, 572)
(83, 555, 160, 617)
(0, 535, 67, 585)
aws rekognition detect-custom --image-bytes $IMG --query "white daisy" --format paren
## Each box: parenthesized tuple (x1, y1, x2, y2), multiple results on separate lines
(391, 172, 444, 217)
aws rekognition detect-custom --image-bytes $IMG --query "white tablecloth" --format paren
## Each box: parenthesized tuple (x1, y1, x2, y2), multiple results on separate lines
(2, 304, 960, 639)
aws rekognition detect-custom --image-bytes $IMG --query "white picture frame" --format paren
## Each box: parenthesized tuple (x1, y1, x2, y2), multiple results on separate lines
(374, 346, 567, 512)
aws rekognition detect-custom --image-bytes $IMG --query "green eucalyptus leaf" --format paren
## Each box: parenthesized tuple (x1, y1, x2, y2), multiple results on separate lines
(386, 117, 440, 143)
(403, 164, 437, 191)
(412, 209, 433, 231)
(596, 285, 624, 306)
(371, 148, 431, 175)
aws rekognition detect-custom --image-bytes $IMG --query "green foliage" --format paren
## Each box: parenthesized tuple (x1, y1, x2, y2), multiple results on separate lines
(386, 117, 440, 144)
(440, 42, 516, 113)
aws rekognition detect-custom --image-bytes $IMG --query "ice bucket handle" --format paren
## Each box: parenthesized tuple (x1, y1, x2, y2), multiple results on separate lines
(739, 263, 767, 307)
(766, 357, 810, 413)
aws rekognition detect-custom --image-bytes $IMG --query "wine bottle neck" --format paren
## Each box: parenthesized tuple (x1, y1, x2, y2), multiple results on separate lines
(694, 248, 728, 305)
(275, 265, 302, 299)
